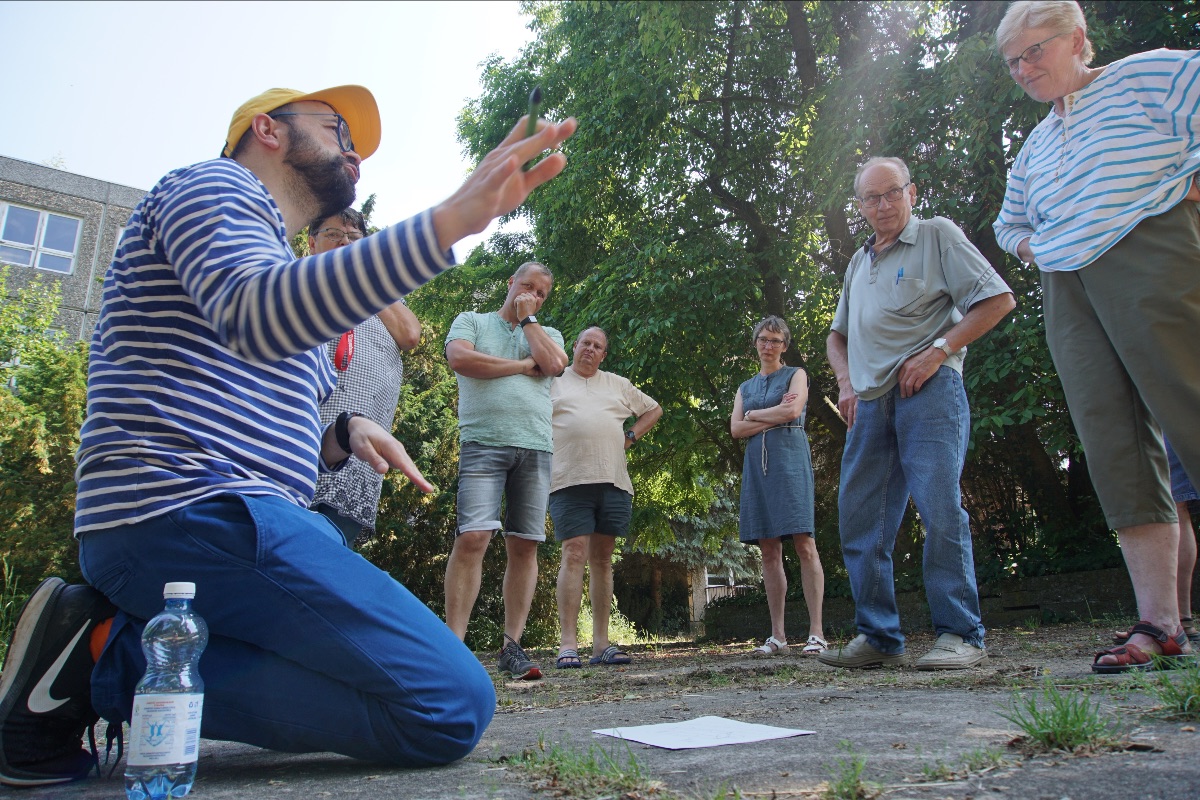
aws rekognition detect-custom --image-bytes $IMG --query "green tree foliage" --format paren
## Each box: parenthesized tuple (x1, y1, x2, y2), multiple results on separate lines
(452, 0, 1199, 587)
(0, 268, 88, 584)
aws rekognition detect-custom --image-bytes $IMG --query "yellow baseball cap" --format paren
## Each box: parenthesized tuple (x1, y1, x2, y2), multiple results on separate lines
(221, 85, 381, 159)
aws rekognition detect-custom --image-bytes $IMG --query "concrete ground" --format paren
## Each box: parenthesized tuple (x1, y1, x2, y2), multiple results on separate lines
(15, 623, 1200, 799)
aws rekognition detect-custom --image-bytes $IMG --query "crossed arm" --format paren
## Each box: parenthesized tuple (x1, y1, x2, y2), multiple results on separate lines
(730, 369, 808, 439)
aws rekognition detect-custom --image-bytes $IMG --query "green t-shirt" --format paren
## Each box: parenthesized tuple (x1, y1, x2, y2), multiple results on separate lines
(446, 311, 563, 452)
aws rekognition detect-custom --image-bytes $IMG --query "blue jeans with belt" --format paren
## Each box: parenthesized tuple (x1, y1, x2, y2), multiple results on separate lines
(837, 367, 985, 653)
(79, 493, 494, 766)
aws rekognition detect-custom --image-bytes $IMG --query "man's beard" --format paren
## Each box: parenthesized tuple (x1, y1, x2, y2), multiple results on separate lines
(283, 125, 356, 222)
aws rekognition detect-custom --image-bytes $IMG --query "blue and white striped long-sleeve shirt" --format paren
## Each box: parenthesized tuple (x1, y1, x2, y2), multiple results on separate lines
(74, 158, 452, 534)
(994, 49, 1200, 272)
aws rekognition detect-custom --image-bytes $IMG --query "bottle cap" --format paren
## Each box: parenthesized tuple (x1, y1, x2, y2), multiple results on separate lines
(163, 582, 196, 599)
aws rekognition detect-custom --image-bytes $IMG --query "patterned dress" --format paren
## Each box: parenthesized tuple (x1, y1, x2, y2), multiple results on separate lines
(312, 308, 406, 535)
(737, 365, 815, 543)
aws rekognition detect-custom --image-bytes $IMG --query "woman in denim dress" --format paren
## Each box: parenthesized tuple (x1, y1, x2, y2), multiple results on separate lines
(731, 316, 827, 656)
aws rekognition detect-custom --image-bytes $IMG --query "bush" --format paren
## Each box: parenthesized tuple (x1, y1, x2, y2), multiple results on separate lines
(1, 268, 87, 588)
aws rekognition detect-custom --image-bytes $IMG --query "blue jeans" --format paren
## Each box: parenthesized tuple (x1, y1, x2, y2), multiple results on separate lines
(79, 493, 495, 766)
(838, 367, 984, 653)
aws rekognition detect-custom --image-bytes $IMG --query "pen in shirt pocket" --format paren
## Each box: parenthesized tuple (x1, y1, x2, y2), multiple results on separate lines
(895, 267, 904, 285)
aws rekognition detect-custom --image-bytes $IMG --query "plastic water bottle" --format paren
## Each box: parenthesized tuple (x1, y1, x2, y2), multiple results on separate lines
(125, 582, 208, 800)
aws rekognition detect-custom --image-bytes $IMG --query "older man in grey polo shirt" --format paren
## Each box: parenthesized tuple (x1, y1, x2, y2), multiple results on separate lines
(821, 156, 1015, 671)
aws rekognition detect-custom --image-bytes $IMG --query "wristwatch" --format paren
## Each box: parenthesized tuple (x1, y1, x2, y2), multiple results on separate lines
(335, 411, 367, 453)
(625, 430, 637, 445)
(518, 315, 538, 327)
(932, 337, 954, 357)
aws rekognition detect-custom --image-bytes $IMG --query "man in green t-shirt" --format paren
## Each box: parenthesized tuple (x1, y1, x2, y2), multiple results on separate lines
(444, 262, 567, 680)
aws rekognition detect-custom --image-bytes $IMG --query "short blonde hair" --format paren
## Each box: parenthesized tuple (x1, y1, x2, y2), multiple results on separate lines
(513, 261, 553, 283)
(996, 1, 1094, 65)
(752, 316, 791, 348)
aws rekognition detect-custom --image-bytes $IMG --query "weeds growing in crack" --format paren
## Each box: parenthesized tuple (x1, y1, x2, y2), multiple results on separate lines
(999, 681, 1126, 753)
(918, 747, 1007, 782)
(509, 735, 662, 798)
(1132, 658, 1200, 721)
(822, 740, 878, 799)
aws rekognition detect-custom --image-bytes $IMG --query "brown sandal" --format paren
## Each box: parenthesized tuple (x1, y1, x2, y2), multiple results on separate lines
(1108, 618, 1195, 642)
(1093, 621, 1191, 674)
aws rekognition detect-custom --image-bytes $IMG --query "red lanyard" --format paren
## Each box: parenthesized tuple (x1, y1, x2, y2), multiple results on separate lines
(334, 329, 355, 371)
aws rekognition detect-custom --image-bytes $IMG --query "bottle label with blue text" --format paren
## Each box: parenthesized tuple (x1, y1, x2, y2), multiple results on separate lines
(127, 693, 204, 766)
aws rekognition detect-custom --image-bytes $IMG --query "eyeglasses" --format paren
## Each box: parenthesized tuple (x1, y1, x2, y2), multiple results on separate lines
(316, 228, 364, 244)
(269, 112, 355, 153)
(756, 337, 786, 347)
(1005, 33, 1067, 73)
(857, 183, 911, 209)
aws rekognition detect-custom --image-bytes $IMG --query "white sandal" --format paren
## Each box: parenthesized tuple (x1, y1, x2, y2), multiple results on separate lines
(801, 635, 828, 654)
(751, 635, 788, 656)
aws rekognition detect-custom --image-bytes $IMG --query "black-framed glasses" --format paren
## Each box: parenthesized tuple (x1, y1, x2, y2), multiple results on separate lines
(269, 112, 355, 153)
(857, 183, 911, 209)
(756, 336, 786, 347)
(316, 227, 364, 244)
(1005, 33, 1068, 72)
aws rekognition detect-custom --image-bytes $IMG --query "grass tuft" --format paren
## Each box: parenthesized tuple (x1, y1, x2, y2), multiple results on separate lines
(513, 735, 664, 798)
(999, 681, 1126, 753)
(1135, 658, 1200, 721)
(919, 747, 1007, 782)
(822, 741, 879, 800)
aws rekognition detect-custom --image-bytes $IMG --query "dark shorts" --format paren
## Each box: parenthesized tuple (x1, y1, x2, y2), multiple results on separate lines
(549, 483, 632, 541)
(1167, 438, 1200, 514)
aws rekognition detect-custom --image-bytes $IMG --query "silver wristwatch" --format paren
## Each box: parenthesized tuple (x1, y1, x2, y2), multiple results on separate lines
(933, 337, 954, 356)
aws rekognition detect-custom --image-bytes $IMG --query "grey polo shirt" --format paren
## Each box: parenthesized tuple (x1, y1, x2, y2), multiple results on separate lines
(830, 215, 1011, 401)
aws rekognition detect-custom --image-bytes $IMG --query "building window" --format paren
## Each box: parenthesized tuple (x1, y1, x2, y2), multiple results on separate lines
(0, 203, 82, 275)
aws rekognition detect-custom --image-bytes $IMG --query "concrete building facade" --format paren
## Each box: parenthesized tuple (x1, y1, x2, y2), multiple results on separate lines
(0, 155, 146, 342)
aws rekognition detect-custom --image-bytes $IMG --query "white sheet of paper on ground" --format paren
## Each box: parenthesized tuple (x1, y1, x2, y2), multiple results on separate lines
(592, 715, 815, 750)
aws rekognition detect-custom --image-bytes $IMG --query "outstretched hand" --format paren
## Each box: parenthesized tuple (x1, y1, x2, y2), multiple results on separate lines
(431, 115, 578, 251)
(326, 416, 435, 493)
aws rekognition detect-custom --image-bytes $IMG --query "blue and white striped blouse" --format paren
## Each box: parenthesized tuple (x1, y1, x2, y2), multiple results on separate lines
(74, 158, 452, 534)
(993, 49, 1200, 272)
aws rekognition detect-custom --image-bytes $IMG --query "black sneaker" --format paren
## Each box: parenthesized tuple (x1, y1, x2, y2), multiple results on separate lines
(497, 636, 542, 681)
(0, 577, 116, 786)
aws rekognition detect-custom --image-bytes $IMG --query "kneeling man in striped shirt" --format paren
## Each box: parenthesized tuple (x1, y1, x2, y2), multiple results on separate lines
(0, 85, 575, 786)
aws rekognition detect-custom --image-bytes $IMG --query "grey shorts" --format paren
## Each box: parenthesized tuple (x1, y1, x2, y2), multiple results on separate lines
(548, 483, 632, 541)
(456, 442, 551, 541)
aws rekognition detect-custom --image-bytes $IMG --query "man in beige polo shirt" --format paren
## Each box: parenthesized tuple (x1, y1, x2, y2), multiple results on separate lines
(550, 327, 662, 668)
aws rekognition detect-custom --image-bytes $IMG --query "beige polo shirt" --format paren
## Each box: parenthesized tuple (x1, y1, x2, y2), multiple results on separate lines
(830, 215, 1012, 401)
(550, 366, 659, 494)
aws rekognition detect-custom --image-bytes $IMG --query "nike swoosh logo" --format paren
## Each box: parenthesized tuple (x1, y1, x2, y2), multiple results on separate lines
(27, 622, 90, 714)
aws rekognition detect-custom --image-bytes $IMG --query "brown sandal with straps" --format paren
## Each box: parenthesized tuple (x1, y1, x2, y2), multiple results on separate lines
(1093, 621, 1192, 674)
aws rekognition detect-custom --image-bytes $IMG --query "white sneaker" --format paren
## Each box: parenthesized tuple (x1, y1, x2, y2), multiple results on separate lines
(817, 634, 908, 669)
(915, 633, 988, 670)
